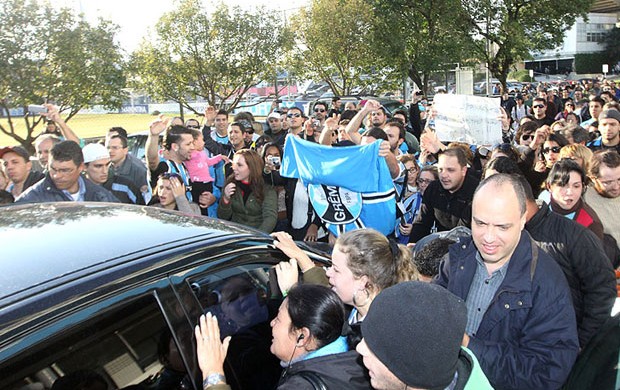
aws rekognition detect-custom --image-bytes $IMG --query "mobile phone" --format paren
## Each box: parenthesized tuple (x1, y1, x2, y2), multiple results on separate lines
(27, 105, 47, 115)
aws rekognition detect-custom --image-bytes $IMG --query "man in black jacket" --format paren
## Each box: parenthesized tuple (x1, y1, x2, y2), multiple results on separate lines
(409, 148, 479, 243)
(521, 176, 616, 348)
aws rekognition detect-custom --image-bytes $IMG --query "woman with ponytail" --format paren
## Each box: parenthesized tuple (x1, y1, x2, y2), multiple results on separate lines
(271, 228, 419, 347)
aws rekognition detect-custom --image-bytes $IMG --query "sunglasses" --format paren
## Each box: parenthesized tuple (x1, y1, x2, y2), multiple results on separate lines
(521, 134, 534, 141)
(417, 178, 434, 185)
(542, 146, 561, 154)
(287, 113, 302, 118)
(314, 108, 326, 113)
(244, 129, 254, 134)
(533, 104, 545, 109)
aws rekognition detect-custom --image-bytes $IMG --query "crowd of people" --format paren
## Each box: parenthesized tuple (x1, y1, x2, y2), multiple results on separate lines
(2, 77, 620, 389)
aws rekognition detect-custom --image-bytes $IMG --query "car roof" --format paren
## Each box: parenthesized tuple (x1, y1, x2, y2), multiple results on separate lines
(0, 202, 258, 302)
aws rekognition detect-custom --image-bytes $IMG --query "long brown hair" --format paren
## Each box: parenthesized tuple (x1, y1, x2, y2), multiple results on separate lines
(225, 149, 265, 203)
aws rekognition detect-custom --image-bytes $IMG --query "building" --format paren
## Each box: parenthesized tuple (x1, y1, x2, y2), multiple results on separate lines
(525, 0, 620, 75)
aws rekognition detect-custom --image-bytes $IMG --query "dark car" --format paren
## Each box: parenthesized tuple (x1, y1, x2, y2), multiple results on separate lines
(0, 203, 329, 390)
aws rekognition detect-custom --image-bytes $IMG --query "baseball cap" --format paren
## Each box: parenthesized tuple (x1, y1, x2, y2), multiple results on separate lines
(0, 146, 30, 161)
(82, 143, 110, 164)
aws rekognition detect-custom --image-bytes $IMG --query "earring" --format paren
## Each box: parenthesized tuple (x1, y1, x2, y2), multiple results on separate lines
(352, 288, 371, 307)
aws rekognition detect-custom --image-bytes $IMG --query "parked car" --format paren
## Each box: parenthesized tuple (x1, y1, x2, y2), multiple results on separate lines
(0, 202, 330, 390)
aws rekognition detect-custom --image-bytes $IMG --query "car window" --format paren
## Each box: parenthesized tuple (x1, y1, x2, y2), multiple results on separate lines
(186, 260, 284, 390)
(1, 294, 186, 390)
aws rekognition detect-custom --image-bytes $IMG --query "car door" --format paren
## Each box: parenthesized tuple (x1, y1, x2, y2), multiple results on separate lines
(169, 246, 293, 390)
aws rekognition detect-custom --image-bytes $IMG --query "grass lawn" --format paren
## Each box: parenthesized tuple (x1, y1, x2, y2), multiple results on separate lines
(0, 112, 204, 147)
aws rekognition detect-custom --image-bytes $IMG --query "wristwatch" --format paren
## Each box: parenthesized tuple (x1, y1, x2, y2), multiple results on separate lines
(203, 373, 226, 389)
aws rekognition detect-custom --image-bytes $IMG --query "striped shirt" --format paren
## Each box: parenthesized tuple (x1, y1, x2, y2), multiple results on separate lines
(465, 252, 509, 335)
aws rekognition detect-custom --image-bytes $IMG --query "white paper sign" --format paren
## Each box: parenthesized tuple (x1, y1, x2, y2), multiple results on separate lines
(432, 94, 502, 145)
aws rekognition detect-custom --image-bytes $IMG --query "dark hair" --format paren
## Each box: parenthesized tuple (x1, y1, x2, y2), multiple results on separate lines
(565, 112, 581, 124)
(590, 149, 620, 178)
(225, 149, 265, 203)
(234, 111, 255, 123)
(332, 96, 341, 102)
(109, 135, 128, 148)
(485, 156, 521, 177)
(515, 121, 538, 142)
(335, 229, 418, 294)
(560, 125, 588, 144)
(475, 173, 527, 215)
(254, 135, 273, 152)
(163, 125, 194, 151)
(515, 173, 535, 201)
(340, 109, 357, 122)
(491, 143, 519, 162)
(51, 141, 84, 166)
(286, 284, 345, 349)
(216, 109, 228, 117)
(314, 101, 328, 111)
(386, 120, 405, 140)
(414, 237, 454, 278)
(439, 147, 468, 167)
(0, 190, 14, 205)
(589, 96, 605, 107)
(547, 158, 585, 188)
(533, 97, 546, 105)
(260, 141, 283, 161)
(108, 126, 128, 138)
(393, 109, 408, 123)
(363, 127, 388, 141)
(447, 142, 474, 165)
(288, 106, 303, 116)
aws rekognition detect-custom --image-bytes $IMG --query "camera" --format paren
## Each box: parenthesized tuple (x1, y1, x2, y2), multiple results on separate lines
(311, 119, 320, 130)
(267, 155, 281, 169)
(27, 105, 47, 115)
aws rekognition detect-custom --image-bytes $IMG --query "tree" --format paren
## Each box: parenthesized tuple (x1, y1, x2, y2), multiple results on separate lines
(602, 27, 620, 67)
(371, 0, 475, 95)
(290, 0, 400, 96)
(458, 0, 594, 92)
(0, 0, 126, 151)
(130, 0, 289, 114)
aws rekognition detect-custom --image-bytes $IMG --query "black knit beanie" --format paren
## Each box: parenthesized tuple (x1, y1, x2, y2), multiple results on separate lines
(362, 281, 467, 390)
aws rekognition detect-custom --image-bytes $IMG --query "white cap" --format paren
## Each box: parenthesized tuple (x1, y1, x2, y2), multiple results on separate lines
(82, 143, 110, 164)
(267, 112, 281, 120)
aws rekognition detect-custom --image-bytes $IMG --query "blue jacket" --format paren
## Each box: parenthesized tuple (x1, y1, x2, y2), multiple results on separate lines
(434, 231, 579, 390)
(16, 175, 119, 204)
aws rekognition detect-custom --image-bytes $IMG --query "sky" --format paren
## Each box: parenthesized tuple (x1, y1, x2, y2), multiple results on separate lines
(56, 0, 309, 53)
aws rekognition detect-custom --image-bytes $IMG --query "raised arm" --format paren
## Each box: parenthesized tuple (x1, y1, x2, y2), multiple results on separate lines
(146, 116, 169, 171)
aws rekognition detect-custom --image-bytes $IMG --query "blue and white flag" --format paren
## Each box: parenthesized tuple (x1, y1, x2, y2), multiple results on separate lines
(281, 136, 395, 236)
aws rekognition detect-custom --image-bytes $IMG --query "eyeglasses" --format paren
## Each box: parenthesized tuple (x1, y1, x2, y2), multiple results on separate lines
(314, 108, 326, 113)
(521, 134, 534, 141)
(542, 146, 561, 154)
(49, 165, 77, 175)
(597, 177, 620, 188)
(406, 167, 418, 174)
(417, 178, 434, 185)
(533, 104, 545, 109)
(287, 113, 302, 118)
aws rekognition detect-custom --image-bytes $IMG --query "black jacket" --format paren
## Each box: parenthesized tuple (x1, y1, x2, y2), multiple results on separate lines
(409, 172, 479, 243)
(525, 202, 616, 348)
(23, 170, 44, 192)
(278, 350, 371, 390)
